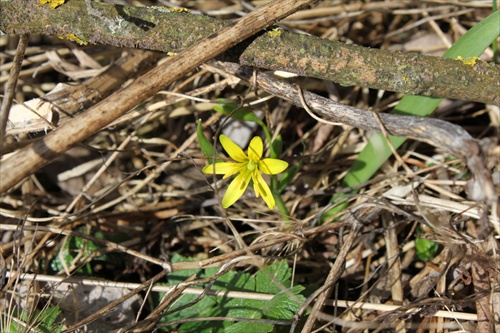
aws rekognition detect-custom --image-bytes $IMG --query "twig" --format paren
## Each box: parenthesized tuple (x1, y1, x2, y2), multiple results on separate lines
(298, 222, 362, 333)
(296, 84, 342, 127)
(0, 34, 29, 149)
(291, 206, 374, 333)
(382, 212, 405, 333)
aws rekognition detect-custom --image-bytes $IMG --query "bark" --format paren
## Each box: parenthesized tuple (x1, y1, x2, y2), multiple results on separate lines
(241, 31, 499, 105)
(0, 0, 498, 104)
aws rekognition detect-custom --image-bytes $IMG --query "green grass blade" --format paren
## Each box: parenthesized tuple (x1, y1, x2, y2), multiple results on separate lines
(441, 9, 500, 59)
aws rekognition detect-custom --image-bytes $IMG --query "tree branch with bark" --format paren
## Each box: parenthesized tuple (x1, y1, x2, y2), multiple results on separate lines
(0, 0, 498, 104)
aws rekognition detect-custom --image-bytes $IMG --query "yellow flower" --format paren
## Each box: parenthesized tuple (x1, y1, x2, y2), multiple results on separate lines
(203, 135, 288, 209)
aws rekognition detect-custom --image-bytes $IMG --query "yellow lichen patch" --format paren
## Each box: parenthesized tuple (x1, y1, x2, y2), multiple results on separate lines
(268, 28, 282, 37)
(58, 34, 88, 45)
(456, 55, 480, 66)
(167, 52, 177, 57)
(39, 0, 66, 9)
(166, 7, 191, 13)
(151, 6, 190, 13)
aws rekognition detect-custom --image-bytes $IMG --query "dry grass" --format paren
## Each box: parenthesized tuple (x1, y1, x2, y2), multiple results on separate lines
(1, 1, 498, 332)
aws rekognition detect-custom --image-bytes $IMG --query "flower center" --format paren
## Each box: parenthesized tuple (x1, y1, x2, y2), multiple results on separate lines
(246, 160, 258, 171)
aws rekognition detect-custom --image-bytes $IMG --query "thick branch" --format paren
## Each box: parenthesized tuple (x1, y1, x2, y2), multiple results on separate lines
(241, 31, 499, 105)
(215, 62, 497, 204)
(0, 0, 317, 193)
(0, 0, 498, 104)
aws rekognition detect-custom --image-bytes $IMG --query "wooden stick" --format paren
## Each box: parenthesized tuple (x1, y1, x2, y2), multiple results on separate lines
(0, 0, 318, 193)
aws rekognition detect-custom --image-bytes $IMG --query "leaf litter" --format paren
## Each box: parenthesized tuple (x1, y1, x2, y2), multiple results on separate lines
(1, 1, 498, 332)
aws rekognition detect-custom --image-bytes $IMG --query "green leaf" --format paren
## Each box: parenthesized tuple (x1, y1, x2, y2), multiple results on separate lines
(50, 229, 124, 275)
(165, 253, 203, 285)
(441, 9, 500, 60)
(50, 238, 75, 273)
(271, 135, 283, 158)
(210, 268, 254, 291)
(256, 261, 292, 293)
(158, 257, 305, 332)
(265, 285, 306, 320)
(9, 305, 63, 333)
(38, 306, 63, 333)
(213, 100, 265, 127)
(225, 321, 273, 333)
(225, 298, 262, 318)
(415, 236, 439, 261)
(163, 295, 219, 333)
(278, 163, 300, 193)
(197, 119, 215, 158)
(74, 235, 100, 253)
(324, 10, 500, 221)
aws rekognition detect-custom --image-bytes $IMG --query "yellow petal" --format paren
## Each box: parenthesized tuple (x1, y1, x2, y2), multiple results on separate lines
(222, 170, 252, 208)
(247, 136, 263, 161)
(259, 158, 288, 175)
(202, 162, 244, 179)
(220, 134, 247, 162)
(253, 171, 275, 209)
